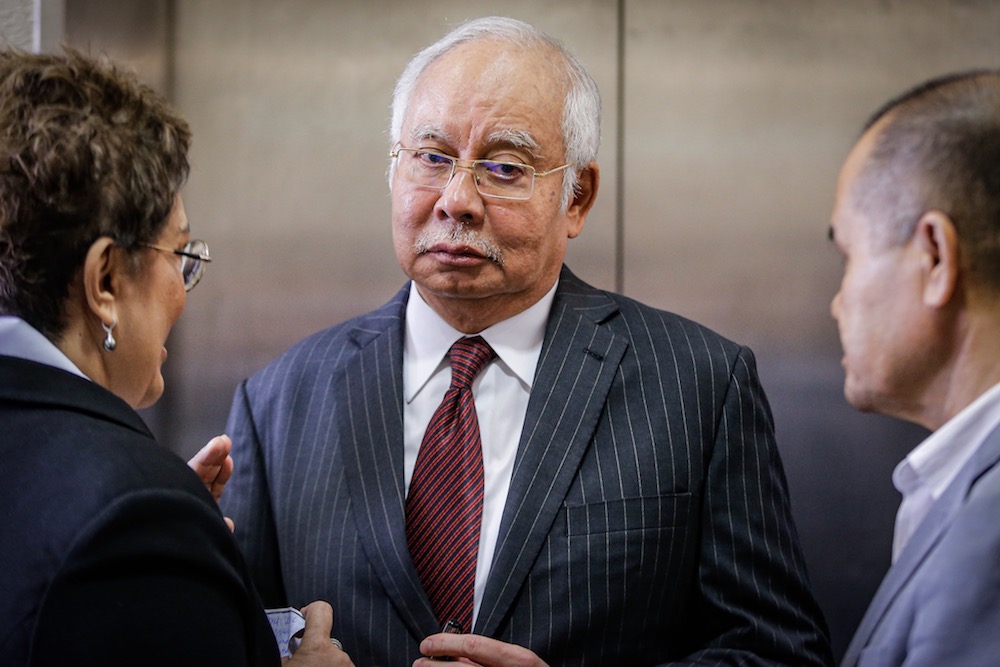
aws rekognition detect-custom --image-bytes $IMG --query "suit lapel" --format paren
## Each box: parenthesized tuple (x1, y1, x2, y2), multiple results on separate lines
(476, 268, 626, 636)
(842, 423, 1000, 664)
(337, 286, 440, 639)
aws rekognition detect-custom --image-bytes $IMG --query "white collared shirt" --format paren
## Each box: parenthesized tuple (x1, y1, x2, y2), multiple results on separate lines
(891, 380, 1000, 562)
(403, 280, 556, 628)
(0, 316, 88, 379)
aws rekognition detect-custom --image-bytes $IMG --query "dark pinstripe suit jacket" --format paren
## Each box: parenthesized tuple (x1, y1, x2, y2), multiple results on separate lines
(222, 266, 833, 666)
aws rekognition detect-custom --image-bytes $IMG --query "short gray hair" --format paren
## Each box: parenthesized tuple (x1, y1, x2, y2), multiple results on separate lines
(389, 16, 601, 210)
(852, 70, 1000, 292)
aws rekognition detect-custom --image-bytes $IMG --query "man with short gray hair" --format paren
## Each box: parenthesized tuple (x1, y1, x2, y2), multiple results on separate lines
(224, 16, 832, 666)
(830, 70, 1000, 667)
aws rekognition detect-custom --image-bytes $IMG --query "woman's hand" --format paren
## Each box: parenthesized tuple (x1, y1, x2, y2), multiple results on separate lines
(187, 434, 235, 531)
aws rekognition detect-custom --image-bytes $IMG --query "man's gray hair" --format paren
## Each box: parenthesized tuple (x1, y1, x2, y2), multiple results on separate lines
(389, 16, 601, 210)
(852, 70, 1000, 292)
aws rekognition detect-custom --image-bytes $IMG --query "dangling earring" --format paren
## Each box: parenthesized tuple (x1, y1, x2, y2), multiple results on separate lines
(102, 321, 117, 352)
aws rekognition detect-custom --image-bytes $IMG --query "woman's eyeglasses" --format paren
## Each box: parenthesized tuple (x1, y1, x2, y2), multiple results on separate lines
(138, 239, 211, 292)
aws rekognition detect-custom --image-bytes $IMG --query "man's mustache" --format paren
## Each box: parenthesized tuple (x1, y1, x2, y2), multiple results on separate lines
(414, 225, 504, 265)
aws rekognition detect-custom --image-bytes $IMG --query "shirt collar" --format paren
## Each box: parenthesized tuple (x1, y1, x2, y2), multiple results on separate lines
(0, 316, 89, 380)
(894, 380, 1000, 500)
(403, 280, 557, 403)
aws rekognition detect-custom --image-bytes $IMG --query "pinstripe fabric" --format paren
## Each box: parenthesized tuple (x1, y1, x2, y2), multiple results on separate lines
(222, 266, 833, 666)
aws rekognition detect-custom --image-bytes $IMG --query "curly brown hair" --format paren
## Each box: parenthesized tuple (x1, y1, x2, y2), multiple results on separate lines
(0, 48, 190, 341)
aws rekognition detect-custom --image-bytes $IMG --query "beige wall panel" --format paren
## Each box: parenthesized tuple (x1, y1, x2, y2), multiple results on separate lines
(65, 0, 170, 93)
(624, 0, 1000, 354)
(0, 0, 34, 51)
(622, 0, 1000, 657)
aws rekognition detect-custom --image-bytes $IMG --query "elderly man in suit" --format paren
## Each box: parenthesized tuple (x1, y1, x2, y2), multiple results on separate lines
(221, 15, 832, 666)
(830, 70, 1000, 667)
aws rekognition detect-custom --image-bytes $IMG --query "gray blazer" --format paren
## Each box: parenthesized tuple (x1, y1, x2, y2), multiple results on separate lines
(222, 266, 832, 666)
(841, 423, 1000, 667)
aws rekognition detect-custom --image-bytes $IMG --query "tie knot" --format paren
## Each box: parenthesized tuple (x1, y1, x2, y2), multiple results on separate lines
(448, 336, 495, 389)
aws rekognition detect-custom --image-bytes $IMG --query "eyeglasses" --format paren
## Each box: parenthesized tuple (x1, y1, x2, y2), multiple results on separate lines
(138, 239, 211, 292)
(389, 146, 574, 201)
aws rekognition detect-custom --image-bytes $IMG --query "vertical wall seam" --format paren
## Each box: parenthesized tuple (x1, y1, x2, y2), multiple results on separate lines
(614, 0, 626, 294)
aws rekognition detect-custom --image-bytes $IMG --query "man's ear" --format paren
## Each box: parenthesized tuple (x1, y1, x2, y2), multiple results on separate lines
(915, 210, 960, 308)
(82, 237, 119, 326)
(565, 162, 600, 239)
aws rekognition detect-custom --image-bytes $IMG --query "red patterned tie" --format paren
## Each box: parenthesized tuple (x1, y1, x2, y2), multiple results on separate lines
(406, 336, 495, 632)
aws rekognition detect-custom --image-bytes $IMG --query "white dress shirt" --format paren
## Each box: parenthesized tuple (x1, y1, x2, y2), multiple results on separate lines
(891, 380, 1000, 562)
(0, 315, 88, 378)
(403, 280, 556, 628)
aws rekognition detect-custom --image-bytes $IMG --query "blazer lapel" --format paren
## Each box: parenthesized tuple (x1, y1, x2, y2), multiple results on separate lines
(842, 424, 1000, 664)
(476, 268, 627, 636)
(337, 286, 440, 639)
